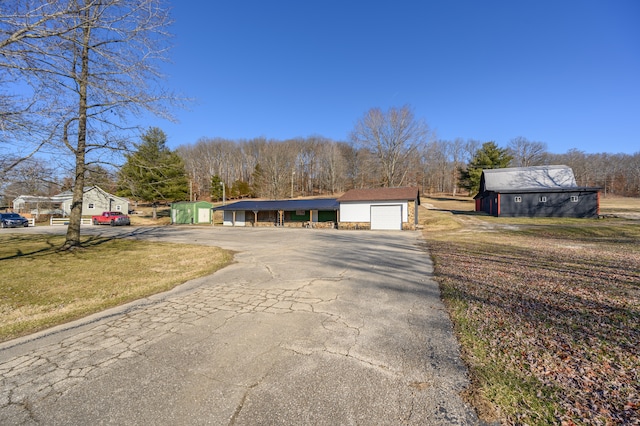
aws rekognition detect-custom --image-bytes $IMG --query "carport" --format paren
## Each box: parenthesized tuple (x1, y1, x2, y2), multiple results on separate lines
(214, 198, 339, 228)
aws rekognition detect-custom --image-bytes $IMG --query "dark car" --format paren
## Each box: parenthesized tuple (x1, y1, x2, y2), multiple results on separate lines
(0, 213, 30, 228)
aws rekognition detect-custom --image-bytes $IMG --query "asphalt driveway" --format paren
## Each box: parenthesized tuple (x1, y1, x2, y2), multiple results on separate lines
(0, 226, 480, 425)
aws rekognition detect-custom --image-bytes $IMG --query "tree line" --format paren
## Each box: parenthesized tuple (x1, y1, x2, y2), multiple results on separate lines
(177, 134, 640, 200)
(3, 124, 640, 213)
(2, 2, 638, 249)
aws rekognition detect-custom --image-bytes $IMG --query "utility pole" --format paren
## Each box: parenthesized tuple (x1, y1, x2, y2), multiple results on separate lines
(220, 182, 225, 205)
(291, 170, 295, 198)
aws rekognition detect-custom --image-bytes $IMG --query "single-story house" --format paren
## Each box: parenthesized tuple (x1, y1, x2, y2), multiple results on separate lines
(337, 187, 420, 230)
(13, 186, 129, 217)
(10, 195, 60, 218)
(170, 201, 213, 224)
(474, 165, 601, 218)
(214, 198, 339, 227)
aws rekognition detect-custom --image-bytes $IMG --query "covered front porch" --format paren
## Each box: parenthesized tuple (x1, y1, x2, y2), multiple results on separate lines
(215, 199, 339, 228)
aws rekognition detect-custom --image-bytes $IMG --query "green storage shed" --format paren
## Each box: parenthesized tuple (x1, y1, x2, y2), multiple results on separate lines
(170, 201, 213, 224)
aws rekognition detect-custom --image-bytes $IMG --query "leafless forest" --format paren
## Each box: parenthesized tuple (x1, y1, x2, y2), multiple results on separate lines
(177, 136, 640, 200)
(2, 136, 639, 204)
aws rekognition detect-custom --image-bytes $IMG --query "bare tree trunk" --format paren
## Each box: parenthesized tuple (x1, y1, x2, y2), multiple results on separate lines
(2, 0, 177, 248)
(64, 8, 91, 249)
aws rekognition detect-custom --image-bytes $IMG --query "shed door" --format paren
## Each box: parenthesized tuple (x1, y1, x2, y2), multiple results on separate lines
(371, 205, 402, 230)
(198, 208, 210, 223)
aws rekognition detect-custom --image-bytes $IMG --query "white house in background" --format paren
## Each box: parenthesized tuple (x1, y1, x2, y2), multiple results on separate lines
(337, 187, 420, 230)
(13, 186, 129, 217)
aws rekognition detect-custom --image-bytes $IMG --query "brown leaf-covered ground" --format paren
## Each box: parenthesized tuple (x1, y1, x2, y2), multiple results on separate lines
(422, 207, 639, 425)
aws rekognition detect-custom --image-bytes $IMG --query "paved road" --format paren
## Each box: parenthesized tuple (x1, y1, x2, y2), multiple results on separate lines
(1, 226, 480, 425)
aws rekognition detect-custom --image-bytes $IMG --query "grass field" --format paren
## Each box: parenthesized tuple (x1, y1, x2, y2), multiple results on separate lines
(0, 234, 233, 342)
(421, 196, 640, 425)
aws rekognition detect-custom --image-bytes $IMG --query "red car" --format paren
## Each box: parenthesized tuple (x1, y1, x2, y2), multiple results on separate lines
(91, 211, 131, 226)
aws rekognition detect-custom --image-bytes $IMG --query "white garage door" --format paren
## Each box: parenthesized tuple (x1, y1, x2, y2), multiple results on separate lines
(370, 205, 402, 230)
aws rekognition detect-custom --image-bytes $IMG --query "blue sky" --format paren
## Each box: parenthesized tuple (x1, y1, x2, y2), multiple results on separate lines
(149, 0, 640, 154)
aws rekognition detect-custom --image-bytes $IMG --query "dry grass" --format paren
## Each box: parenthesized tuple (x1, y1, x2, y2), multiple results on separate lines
(0, 234, 233, 342)
(422, 195, 475, 212)
(599, 196, 640, 214)
(127, 205, 172, 226)
(420, 199, 640, 425)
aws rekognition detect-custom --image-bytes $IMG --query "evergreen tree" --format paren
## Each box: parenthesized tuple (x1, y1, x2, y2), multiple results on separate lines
(231, 180, 251, 199)
(251, 164, 265, 197)
(118, 128, 188, 219)
(210, 175, 224, 201)
(458, 141, 512, 194)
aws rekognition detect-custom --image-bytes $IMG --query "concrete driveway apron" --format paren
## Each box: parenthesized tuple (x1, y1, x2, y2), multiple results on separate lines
(0, 226, 480, 425)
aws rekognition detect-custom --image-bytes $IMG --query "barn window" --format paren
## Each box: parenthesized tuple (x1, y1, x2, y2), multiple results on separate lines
(514, 196, 522, 203)
(570, 196, 579, 202)
(88, 203, 95, 209)
(538, 196, 547, 203)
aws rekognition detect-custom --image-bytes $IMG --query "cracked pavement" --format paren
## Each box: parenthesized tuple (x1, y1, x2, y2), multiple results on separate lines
(1, 226, 481, 425)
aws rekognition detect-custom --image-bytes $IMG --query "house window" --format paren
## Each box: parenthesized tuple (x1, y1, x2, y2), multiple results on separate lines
(570, 196, 579, 202)
(116, 205, 122, 211)
(514, 196, 522, 203)
(538, 196, 547, 203)
(88, 203, 95, 209)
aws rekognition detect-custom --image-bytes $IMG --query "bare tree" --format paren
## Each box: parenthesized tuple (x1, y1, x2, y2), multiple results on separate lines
(257, 140, 296, 199)
(550, 149, 590, 186)
(318, 140, 347, 194)
(422, 140, 449, 193)
(350, 105, 430, 187)
(0, 0, 177, 248)
(1, 158, 58, 201)
(508, 136, 548, 167)
(0, 1, 82, 176)
(630, 152, 640, 196)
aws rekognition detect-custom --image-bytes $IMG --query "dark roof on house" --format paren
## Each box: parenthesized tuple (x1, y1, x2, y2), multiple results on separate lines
(338, 187, 420, 203)
(213, 198, 339, 212)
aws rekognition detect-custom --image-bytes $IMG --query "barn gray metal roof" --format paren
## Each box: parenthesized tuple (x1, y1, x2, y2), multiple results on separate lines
(480, 165, 578, 192)
(213, 198, 339, 211)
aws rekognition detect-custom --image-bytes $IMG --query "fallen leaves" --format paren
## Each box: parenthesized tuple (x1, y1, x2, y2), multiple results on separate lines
(426, 223, 640, 425)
